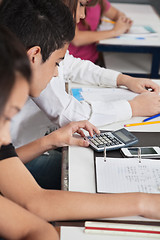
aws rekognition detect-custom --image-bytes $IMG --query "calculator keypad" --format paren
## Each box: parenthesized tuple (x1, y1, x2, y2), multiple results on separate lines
(89, 133, 123, 149)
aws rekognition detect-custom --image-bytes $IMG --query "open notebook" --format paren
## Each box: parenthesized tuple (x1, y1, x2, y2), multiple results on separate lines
(95, 157, 160, 194)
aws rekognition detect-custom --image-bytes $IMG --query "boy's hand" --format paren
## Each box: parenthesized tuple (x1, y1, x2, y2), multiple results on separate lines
(47, 120, 100, 148)
(129, 92, 160, 117)
(125, 78, 160, 94)
(117, 74, 160, 94)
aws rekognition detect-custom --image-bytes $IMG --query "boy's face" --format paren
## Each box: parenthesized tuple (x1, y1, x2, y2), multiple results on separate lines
(28, 43, 68, 97)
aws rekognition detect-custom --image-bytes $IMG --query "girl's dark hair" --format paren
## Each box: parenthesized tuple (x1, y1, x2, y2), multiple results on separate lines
(63, 0, 78, 20)
(0, 25, 31, 116)
(0, 0, 75, 62)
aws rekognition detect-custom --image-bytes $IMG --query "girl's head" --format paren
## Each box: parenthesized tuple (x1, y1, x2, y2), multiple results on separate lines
(63, 0, 87, 23)
(0, 25, 31, 146)
(63, 0, 99, 24)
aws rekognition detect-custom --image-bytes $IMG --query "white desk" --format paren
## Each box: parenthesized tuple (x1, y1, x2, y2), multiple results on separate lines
(62, 80, 160, 223)
(67, 80, 160, 193)
(97, 3, 160, 78)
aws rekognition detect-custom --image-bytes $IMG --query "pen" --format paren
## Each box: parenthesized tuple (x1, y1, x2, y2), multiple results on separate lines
(117, 36, 145, 40)
(101, 18, 115, 24)
(143, 113, 160, 122)
(124, 121, 160, 127)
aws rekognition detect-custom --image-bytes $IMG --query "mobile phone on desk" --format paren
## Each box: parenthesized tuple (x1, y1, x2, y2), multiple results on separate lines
(121, 146, 160, 158)
(85, 128, 138, 152)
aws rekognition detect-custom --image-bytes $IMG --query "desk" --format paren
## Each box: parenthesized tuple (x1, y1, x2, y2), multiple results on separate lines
(97, 3, 160, 79)
(61, 80, 160, 224)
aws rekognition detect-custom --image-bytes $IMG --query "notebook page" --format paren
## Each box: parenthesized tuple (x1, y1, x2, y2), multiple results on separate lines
(81, 87, 138, 102)
(96, 157, 160, 194)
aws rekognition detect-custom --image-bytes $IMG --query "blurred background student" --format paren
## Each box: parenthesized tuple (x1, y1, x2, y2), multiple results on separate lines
(69, 0, 132, 65)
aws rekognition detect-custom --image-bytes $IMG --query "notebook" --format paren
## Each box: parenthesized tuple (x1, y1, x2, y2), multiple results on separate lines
(95, 157, 160, 194)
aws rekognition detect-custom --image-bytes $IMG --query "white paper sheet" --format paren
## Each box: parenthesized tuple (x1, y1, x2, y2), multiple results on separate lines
(80, 87, 138, 102)
(96, 157, 160, 194)
(98, 22, 158, 39)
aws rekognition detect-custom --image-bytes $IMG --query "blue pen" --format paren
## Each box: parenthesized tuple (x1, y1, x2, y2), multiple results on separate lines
(143, 113, 160, 122)
(117, 36, 145, 40)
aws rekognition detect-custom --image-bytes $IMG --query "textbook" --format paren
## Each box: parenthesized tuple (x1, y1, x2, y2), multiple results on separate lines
(61, 225, 160, 239)
(85, 221, 160, 238)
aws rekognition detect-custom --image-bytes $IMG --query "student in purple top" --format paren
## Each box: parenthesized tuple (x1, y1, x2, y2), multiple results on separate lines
(69, 0, 132, 64)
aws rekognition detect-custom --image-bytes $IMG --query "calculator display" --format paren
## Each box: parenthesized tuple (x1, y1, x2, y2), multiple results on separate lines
(114, 130, 131, 143)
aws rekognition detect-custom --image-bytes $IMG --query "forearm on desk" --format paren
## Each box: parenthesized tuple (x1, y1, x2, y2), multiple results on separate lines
(72, 28, 118, 47)
(25, 190, 142, 221)
(0, 158, 158, 221)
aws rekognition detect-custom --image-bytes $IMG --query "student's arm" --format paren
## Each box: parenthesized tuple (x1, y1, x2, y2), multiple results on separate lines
(1, 157, 160, 222)
(117, 74, 160, 94)
(71, 18, 131, 47)
(16, 120, 99, 163)
(64, 52, 160, 94)
(0, 195, 58, 240)
(103, 5, 130, 22)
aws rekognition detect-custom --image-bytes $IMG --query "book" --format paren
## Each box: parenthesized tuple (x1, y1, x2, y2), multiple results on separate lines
(85, 221, 160, 238)
(61, 225, 160, 239)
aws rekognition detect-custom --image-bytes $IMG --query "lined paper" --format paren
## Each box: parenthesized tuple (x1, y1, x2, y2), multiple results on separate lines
(96, 157, 160, 193)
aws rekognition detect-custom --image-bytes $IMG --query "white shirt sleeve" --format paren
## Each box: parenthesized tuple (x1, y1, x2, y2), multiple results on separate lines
(63, 51, 120, 87)
(33, 78, 91, 127)
(33, 52, 133, 128)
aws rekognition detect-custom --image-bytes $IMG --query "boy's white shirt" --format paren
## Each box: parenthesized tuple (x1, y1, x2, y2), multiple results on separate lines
(11, 51, 132, 147)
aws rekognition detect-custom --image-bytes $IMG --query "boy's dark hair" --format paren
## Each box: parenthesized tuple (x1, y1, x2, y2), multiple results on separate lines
(0, 0, 75, 62)
(0, 24, 31, 116)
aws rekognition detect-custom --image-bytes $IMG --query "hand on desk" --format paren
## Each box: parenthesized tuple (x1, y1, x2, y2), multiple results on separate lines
(129, 92, 160, 117)
(46, 120, 100, 148)
(117, 74, 160, 94)
(113, 16, 132, 36)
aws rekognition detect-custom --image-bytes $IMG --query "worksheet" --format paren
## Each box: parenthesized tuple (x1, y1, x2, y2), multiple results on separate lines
(96, 157, 160, 194)
(71, 87, 138, 102)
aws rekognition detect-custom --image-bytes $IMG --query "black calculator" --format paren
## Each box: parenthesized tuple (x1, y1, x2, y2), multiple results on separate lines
(85, 128, 138, 152)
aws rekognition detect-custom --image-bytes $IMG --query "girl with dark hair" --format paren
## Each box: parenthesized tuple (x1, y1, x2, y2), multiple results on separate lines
(0, 25, 58, 240)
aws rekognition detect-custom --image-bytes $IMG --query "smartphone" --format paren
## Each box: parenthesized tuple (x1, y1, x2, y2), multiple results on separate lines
(121, 146, 160, 158)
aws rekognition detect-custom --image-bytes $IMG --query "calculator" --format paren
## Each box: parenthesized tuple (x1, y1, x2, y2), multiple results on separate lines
(85, 128, 138, 152)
